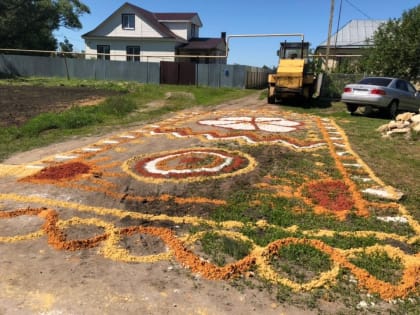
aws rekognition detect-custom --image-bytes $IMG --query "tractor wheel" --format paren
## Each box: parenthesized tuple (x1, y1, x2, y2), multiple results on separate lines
(267, 87, 276, 104)
(303, 86, 313, 100)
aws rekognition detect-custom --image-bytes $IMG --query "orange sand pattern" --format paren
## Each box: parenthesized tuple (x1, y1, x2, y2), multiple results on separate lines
(1, 109, 419, 301)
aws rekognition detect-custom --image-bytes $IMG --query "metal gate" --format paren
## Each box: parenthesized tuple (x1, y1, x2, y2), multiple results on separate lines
(160, 61, 196, 85)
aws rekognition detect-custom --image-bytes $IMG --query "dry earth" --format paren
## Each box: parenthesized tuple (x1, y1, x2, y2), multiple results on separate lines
(0, 85, 118, 127)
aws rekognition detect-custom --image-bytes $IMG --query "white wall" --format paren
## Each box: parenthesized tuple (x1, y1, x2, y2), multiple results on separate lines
(162, 22, 188, 40)
(84, 39, 177, 62)
(88, 6, 162, 38)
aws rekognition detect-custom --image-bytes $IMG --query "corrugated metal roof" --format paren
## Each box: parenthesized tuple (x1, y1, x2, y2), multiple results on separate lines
(318, 19, 387, 47)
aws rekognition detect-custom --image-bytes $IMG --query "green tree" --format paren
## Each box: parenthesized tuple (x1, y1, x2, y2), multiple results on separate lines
(360, 5, 420, 81)
(59, 37, 73, 52)
(0, 0, 90, 51)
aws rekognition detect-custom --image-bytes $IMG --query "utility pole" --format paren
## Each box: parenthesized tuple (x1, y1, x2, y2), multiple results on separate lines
(325, 0, 335, 72)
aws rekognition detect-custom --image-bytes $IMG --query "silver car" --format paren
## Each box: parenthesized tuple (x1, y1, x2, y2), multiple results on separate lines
(341, 77, 420, 118)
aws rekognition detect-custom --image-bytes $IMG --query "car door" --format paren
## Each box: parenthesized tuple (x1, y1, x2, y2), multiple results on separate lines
(395, 80, 415, 111)
(406, 82, 420, 112)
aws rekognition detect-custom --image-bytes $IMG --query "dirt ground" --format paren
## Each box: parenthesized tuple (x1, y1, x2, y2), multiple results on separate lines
(0, 89, 417, 314)
(0, 85, 118, 127)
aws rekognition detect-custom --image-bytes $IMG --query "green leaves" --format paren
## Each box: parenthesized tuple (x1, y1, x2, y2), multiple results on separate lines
(56, 0, 90, 29)
(360, 5, 420, 80)
(0, 0, 90, 50)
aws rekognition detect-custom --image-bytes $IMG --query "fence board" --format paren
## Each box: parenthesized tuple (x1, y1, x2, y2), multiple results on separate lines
(0, 54, 268, 89)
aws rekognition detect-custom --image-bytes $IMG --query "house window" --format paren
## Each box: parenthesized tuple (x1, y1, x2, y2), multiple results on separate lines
(126, 46, 140, 62)
(122, 14, 135, 29)
(97, 45, 110, 60)
(190, 24, 196, 38)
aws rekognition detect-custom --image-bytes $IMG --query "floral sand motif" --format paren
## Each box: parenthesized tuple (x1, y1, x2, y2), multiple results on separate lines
(1, 108, 419, 303)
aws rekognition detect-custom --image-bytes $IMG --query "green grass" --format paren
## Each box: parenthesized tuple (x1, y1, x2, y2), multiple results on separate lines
(200, 231, 253, 266)
(241, 226, 295, 247)
(271, 243, 332, 283)
(350, 250, 403, 284)
(317, 234, 381, 250)
(0, 76, 138, 92)
(0, 77, 254, 161)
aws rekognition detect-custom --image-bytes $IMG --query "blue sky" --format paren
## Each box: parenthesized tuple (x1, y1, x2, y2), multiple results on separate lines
(55, 0, 419, 67)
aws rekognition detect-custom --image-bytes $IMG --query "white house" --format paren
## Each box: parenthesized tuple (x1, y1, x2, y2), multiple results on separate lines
(82, 2, 226, 64)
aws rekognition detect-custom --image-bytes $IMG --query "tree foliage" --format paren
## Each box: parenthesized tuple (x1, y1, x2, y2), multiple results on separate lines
(360, 5, 420, 81)
(0, 0, 90, 51)
(59, 37, 73, 52)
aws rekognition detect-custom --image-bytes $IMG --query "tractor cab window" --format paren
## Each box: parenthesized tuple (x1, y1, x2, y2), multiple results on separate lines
(279, 42, 309, 62)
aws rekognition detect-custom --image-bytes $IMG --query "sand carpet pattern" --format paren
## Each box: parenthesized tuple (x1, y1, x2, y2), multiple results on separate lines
(1, 108, 419, 301)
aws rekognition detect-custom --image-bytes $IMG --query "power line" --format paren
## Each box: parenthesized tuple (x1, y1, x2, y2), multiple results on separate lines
(344, 0, 372, 19)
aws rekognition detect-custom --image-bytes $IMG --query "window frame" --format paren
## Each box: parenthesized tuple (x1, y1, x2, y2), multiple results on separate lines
(126, 46, 140, 62)
(407, 82, 416, 94)
(97, 45, 110, 60)
(396, 80, 408, 92)
(190, 24, 196, 38)
(122, 13, 135, 30)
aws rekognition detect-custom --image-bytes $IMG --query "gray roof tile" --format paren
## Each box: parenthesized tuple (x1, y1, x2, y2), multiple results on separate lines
(319, 19, 386, 47)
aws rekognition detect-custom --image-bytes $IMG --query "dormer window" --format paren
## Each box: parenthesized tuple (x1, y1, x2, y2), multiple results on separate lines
(122, 14, 135, 29)
(191, 24, 196, 38)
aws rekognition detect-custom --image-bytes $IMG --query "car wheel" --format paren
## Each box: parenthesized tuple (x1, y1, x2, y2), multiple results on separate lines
(388, 101, 398, 119)
(346, 104, 358, 114)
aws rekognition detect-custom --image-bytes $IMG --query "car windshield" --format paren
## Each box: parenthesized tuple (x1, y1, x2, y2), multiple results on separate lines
(358, 77, 392, 87)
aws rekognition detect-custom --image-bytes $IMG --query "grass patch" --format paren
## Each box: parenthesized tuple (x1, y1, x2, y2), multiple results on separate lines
(350, 250, 403, 284)
(270, 243, 332, 283)
(317, 234, 380, 250)
(0, 76, 138, 92)
(241, 226, 295, 247)
(199, 231, 253, 267)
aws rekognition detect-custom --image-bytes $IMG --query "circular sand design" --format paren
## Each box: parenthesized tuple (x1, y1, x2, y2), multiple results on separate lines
(122, 147, 257, 183)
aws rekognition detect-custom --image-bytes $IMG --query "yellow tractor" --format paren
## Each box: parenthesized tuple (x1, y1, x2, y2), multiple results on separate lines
(267, 41, 317, 104)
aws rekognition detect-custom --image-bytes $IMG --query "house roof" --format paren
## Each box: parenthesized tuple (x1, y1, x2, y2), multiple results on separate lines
(82, 2, 200, 42)
(180, 38, 225, 50)
(125, 3, 182, 39)
(318, 19, 386, 48)
(155, 13, 203, 26)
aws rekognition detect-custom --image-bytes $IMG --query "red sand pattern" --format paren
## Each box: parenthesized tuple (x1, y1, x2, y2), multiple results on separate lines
(134, 149, 248, 179)
(28, 162, 91, 181)
(306, 180, 354, 212)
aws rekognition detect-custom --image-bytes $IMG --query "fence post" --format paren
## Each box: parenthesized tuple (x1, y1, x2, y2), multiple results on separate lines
(63, 55, 70, 80)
